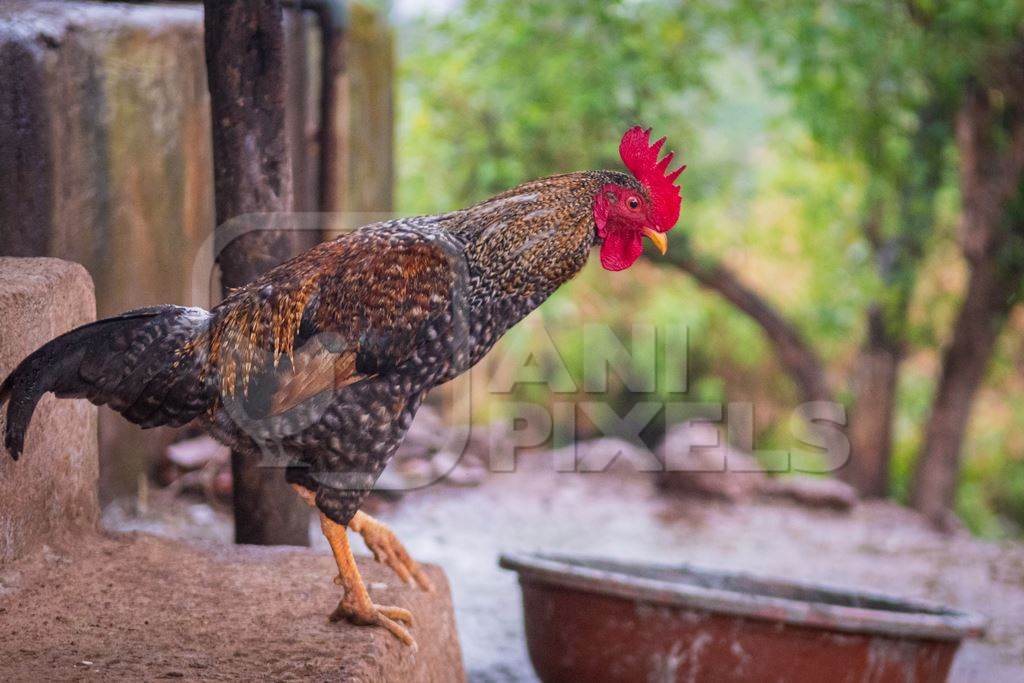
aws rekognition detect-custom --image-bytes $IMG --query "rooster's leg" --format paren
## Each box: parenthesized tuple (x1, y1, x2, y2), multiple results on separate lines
(292, 485, 417, 648)
(319, 513, 417, 648)
(350, 511, 434, 591)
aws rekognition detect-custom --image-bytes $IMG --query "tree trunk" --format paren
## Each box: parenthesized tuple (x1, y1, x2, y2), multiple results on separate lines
(204, 0, 310, 546)
(910, 259, 1017, 526)
(844, 305, 901, 497)
(911, 58, 1024, 527)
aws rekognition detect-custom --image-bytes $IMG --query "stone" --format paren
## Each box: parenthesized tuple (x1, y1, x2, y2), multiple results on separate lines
(0, 257, 99, 562)
(656, 421, 767, 502)
(0, 533, 466, 681)
(381, 407, 501, 492)
(656, 422, 860, 510)
(164, 435, 231, 470)
(761, 475, 859, 511)
(156, 435, 232, 503)
(551, 437, 662, 473)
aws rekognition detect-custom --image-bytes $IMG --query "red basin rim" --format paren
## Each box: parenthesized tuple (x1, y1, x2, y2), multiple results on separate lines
(499, 552, 987, 642)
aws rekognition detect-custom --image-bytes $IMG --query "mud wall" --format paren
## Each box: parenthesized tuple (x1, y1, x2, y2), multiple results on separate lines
(0, 258, 99, 561)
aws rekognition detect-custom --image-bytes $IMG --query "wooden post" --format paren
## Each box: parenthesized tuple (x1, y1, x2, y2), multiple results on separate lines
(204, 0, 310, 546)
(299, 0, 349, 213)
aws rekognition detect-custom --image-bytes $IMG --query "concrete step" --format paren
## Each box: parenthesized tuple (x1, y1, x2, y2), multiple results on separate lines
(0, 532, 465, 681)
(0, 257, 98, 562)
(0, 256, 465, 681)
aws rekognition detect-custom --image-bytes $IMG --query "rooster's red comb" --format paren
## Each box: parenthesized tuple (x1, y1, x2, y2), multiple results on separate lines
(619, 126, 685, 232)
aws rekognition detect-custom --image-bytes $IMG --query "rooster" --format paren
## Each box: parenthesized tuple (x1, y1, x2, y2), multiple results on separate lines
(0, 127, 683, 647)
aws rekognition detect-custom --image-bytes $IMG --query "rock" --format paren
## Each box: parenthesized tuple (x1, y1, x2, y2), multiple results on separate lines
(761, 476, 859, 511)
(656, 422, 859, 511)
(382, 407, 500, 492)
(164, 435, 231, 471)
(458, 419, 509, 464)
(656, 421, 767, 502)
(0, 532, 465, 681)
(430, 451, 489, 487)
(212, 468, 233, 500)
(550, 437, 662, 473)
(156, 436, 232, 503)
(0, 257, 99, 562)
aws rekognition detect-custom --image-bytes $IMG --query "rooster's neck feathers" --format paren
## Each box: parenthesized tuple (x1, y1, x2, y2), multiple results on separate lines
(448, 170, 628, 293)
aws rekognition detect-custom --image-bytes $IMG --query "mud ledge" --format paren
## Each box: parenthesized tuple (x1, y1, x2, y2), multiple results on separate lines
(0, 532, 464, 682)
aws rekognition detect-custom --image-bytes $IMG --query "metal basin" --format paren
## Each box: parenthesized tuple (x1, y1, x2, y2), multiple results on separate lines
(499, 553, 986, 683)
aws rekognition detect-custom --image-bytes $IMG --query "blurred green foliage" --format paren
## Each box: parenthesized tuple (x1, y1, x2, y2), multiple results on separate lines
(398, 0, 712, 211)
(391, 0, 1024, 536)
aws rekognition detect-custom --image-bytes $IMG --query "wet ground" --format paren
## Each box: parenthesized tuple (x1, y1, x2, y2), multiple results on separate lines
(105, 453, 1024, 682)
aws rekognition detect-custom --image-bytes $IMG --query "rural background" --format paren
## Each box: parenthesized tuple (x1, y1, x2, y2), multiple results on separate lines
(0, 0, 1022, 680)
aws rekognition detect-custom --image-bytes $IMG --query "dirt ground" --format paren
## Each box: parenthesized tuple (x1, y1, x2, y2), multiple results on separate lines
(101, 453, 1024, 682)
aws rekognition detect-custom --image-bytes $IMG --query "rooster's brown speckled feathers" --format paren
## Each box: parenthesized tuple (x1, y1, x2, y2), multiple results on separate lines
(195, 171, 622, 414)
(2, 169, 647, 523)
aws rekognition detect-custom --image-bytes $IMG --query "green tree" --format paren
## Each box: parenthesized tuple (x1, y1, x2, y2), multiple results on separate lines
(900, 2, 1024, 526)
(398, 0, 710, 213)
(397, 0, 1024, 526)
(661, 0, 1024, 520)
(722, 0, 958, 496)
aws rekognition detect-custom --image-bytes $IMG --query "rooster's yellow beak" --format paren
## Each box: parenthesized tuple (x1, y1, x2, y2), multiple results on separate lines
(642, 227, 668, 255)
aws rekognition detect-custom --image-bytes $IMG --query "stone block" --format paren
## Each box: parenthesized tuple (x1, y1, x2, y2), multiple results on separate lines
(656, 421, 767, 502)
(761, 475, 859, 511)
(0, 534, 466, 681)
(0, 257, 99, 562)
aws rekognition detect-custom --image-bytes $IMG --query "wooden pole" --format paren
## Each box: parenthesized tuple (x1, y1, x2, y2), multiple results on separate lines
(204, 0, 310, 546)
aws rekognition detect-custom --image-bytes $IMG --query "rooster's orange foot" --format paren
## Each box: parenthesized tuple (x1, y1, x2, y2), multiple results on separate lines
(350, 511, 434, 592)
(297, 491, 422, 648)
(330, 596, 416, 649)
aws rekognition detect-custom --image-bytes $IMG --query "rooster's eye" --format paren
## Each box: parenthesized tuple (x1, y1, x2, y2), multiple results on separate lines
(627, 197, 640, 210)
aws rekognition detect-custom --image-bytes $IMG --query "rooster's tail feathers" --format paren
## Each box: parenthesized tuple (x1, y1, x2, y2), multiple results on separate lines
(1, 305, 214, 460)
